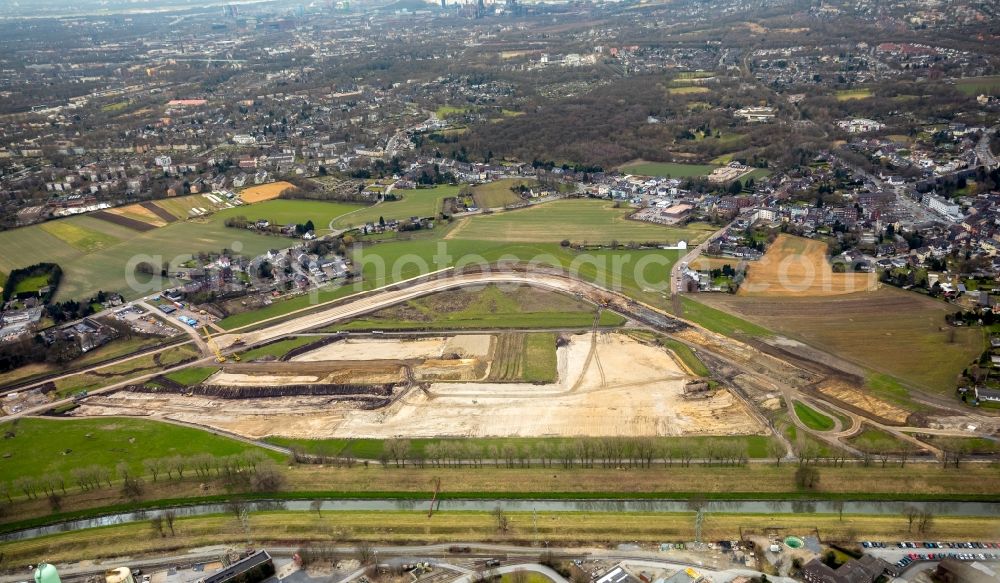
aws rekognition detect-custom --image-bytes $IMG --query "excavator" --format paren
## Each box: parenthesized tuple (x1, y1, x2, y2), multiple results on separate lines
(203, 326, 241, 363)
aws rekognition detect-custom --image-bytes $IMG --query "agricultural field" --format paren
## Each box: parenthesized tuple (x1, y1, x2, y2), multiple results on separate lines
(9, 501, 1000, 567)
(150, 192, 237, 220)
(216, 198, 711, 330)
(212, 199, 362, 235)
(337, 284, 625, 331)
(693, 287, 983, 395)
(618, 161, 718, 178)
(470, 178, 536, 208)
(0, 209, 284, 301)
(835, 88, 873, 101)
(435, 105, 477, 118)
(330, 184, 461, 229)
(240, 181, 297, 203)
(667, 86, 711, 95)
(0, 417, 274, 483)
(219, 236, 688, 331)
(954, 75, 1000, 96)
(105, 203, 170, 228)
(39, 219, 123, 252)
(738, 234, 878, 297)
(446, 199, 714, 244)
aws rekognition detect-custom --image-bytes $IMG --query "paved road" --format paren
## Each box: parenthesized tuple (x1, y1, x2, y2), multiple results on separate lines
(670, 215, 745, 294)
(975, 125, 999, 169)
(6, 543, 798, 583)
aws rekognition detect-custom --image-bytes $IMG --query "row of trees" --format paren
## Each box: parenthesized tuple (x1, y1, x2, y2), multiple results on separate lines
(2, 451, 283, 510)
(305, 437, 755, 470)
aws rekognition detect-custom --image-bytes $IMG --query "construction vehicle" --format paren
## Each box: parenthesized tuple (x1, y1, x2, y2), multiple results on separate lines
(203, 326, 228, 363)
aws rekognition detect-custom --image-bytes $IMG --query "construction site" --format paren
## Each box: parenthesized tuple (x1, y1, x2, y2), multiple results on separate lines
(70, 330, 767, 440)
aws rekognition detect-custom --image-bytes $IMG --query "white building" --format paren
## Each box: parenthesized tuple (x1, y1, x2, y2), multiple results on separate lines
(836, 118, 886, 133)
(734, 107, 775, 123)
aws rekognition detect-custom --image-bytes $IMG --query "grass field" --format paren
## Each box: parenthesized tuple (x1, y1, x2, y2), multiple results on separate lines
(523, 333, 558, 382)
(0, 417, 274, 483)
(163, 366, 219, 386)
(40, 220, 122, 253)
(0, 336, 165, 388)
(471, 178, 535, 209)
(676, 297, 771, 337)
(618, 161, 718, 178)
(12, 273, 52, 295)
(8, 508, 999, 566)
(330, 185, 460, 229)
(213, 199, 362, 235)
(51, 344, 199, 398)
(336, 284, 624, 331)
(659, 338, 711, 377)
(738, 234, 877, 297)
(954, 75, 1000, 96)
(436, 105, 477, 118)
(793, 401, 835, 431)
(502, 573, 552, 583)
(239, 336, 317, 361)
(694, 288, 983, 395)
(486, 333, 557, 382)
(835, 88, 873, 101)
(151, 193, 233, 220)
(447, 199, 714, 244)
(848, 425, 910, 454)
(667, 86, 711, 95)
(240, 181, 296, 203)
(268, 435, 776, 461)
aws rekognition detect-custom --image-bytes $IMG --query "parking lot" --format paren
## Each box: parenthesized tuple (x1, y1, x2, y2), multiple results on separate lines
(860, 540, 1000, 574)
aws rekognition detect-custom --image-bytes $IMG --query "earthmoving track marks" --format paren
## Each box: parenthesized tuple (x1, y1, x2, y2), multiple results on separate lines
(488, 333, 526, 381)
(570, 311, 605, 392)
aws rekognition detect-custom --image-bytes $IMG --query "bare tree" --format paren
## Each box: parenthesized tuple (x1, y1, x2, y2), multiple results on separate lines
(311, 500, 324, 517)
(355, 541, 376, 565)
(832, 500, 845, 521)
(144, 458, 162, 482)
(917, 511, 934, 534)
(494, 505, 510, 534)
(903, 506, 920, 532)
(768, 440, 786, 467)
(164, 510, 177, 536)
(150, 515, 165, 538)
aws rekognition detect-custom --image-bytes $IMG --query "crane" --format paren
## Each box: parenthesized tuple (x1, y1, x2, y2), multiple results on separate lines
(203, 326, 240, 363)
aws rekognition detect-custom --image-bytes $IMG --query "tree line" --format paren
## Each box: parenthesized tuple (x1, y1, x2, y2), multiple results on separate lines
(0, 450, 284, 515)
(292, 437, 753, 469)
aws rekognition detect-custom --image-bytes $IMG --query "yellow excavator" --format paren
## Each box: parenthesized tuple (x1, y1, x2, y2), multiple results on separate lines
(203, 326, 240, 363)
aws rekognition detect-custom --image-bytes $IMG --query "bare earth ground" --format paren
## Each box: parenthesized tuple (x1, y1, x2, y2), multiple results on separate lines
(239, 181, 296, 203)
(739, 234, 878, 297)
(72, 333, 765, 439)
(290, 336, 492, 361)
